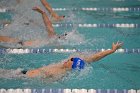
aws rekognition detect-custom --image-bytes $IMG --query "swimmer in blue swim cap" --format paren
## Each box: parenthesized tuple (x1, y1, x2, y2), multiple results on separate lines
(1, 42, 122, 79)
(19, 42, 122, 78)
(71, 57, 85, 70)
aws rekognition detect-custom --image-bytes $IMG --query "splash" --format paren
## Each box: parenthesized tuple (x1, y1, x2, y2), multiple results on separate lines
(61, 64, 93, 83)
(57, 30, 86, 46)
(0, 0, 20, 9)
(0, 0, 86, 47)
(60, 52, 94, 82)
(0, 0, 50, 48)
(0, 68, 27, 79)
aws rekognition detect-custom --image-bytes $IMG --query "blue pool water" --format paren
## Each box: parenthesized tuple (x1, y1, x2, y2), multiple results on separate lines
(0, 0, 140, 89)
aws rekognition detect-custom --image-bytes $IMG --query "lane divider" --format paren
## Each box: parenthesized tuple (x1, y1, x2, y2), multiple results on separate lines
(0, 89, 31, 93)
(0, 48, 139, 54)
(0, 89, 139, 93)
(52, 23, 140, 28)
(0, 7, 140, 13)
(0, 23, 139, 28)
(112, 0, 140, 1)
(52, 7, 140, 12)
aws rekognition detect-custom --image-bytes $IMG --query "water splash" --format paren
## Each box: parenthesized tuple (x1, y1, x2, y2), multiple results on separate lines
(0, 68, 27, 79)
(0, 0, 86, 48)
(0, 0, 20, 8)
(57, 30, 86, 46)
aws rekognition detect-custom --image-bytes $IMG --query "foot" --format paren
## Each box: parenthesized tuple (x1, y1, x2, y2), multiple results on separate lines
(32, 6, 45, 14)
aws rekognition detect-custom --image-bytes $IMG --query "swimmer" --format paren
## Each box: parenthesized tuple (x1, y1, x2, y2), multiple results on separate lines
(0, 0, 67, 47)
(0, 6, 67, 47)
(9, 42, 122, 79)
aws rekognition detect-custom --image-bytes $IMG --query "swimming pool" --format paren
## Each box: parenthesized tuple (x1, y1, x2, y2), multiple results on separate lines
(0, 0, 140, 89)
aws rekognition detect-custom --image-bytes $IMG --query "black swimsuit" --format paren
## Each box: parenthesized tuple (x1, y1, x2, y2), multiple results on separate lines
(21, 70, 28, 74)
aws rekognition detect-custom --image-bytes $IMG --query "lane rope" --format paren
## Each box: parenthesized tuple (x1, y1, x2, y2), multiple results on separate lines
(52, 23, 140, 28)
(1, 23, 139, 28)
(0, 48, 139, 54)
(0, 89, 137, 93)
(0, 7, 140, 13)
(52, 7, 140, 12)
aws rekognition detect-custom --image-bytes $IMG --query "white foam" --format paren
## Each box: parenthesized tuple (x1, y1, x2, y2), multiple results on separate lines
(0, 0, 47, 42)
(0, 8, 6, 12)
(57, 30, 85, 45)
(0, 68, 26, 79)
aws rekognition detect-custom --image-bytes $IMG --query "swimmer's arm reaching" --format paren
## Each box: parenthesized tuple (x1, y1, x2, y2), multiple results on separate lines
(83, 42, 122, 63)
(32, 7, 56, 38)
(40, 0, 65, 21)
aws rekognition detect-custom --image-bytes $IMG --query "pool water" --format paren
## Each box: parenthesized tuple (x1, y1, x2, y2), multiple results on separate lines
(0, 0, 140, 89)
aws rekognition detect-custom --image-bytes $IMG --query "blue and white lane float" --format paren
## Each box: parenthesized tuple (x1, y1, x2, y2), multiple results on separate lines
(0, 89, 139, 93)
(0, 48, 140, 54)
(52, 23, 140, 28)
(1, 23, 139, 28)
(52, 7, 140, 12)
(0, 7, 140, 13)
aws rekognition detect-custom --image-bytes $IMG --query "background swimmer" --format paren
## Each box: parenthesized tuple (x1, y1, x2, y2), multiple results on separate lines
(0, 42, 122, 81)
(1, 0, 65, 27)
(0, 0, 68, 48)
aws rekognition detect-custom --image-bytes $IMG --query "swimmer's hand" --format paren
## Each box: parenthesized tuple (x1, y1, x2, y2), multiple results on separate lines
(112, 41, 123, 52)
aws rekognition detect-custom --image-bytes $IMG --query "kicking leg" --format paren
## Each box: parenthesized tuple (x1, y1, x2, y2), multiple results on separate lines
(32, 7, 56, 38)
(40, 0, 65, 21)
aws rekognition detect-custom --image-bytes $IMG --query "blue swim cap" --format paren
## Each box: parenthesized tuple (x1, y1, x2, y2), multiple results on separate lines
(72, 57, 85, 70)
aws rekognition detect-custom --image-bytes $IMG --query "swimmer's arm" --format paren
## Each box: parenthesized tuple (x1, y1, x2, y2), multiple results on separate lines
(40, 0, 64, 21)
(83, 42, 122, 63)
(21, 40, 41, 47)
(0, 36, 20, 43)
